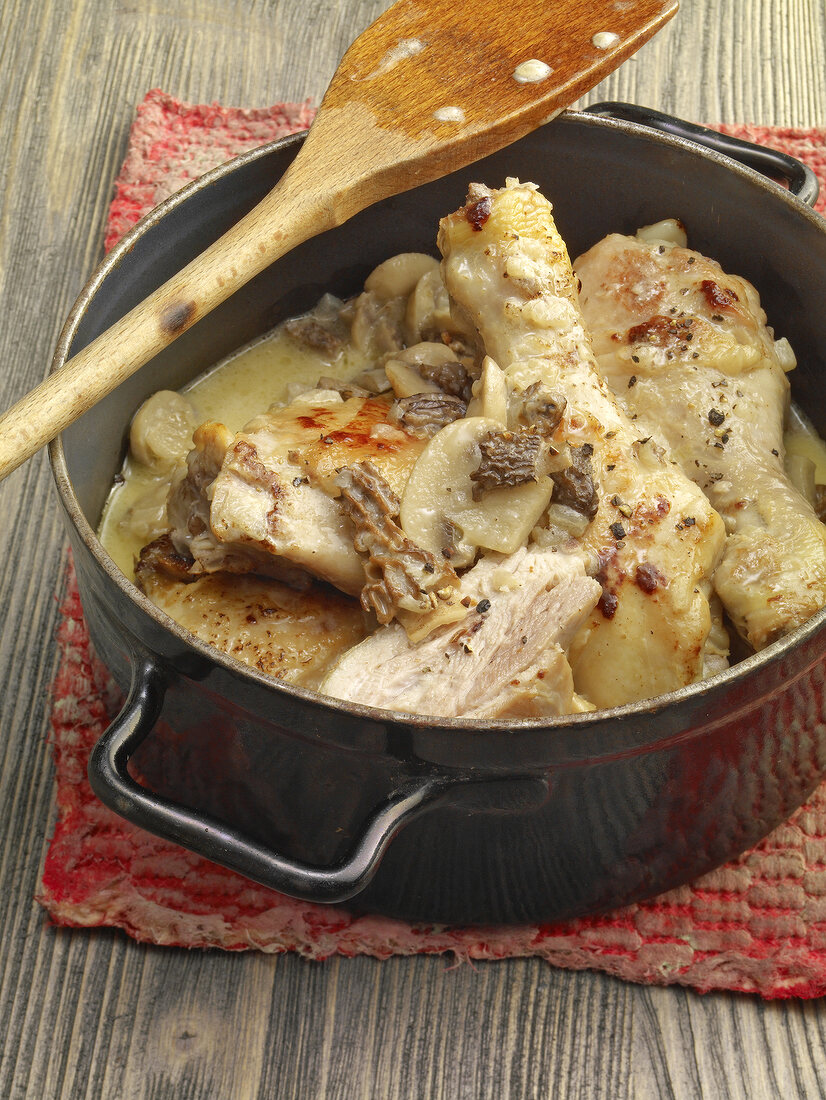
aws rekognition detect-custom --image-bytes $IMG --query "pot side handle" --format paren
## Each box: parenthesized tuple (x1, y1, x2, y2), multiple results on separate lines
(583, 101, 820, 208)
(88, 658, 453, 905)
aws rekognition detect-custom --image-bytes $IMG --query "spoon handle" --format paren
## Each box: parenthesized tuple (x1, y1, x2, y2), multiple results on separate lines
(0, 166, 334, 482)
(0, 0, 678, 482)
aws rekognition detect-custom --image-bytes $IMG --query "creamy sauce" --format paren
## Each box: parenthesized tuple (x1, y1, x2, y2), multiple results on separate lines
(98, 324, 371, 579)
(591, 31, 621, 49)
(786, 405, 826, 482)
(513, 59, 553, 84)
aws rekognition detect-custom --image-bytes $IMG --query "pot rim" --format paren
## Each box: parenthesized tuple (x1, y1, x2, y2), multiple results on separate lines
(49, 109, 826, 736)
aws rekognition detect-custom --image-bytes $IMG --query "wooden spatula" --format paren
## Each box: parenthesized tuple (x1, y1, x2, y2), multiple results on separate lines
(0, 0, 677, 481)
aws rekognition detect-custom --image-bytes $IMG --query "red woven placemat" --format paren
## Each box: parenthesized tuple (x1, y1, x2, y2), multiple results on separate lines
(38, 89, 826, 997)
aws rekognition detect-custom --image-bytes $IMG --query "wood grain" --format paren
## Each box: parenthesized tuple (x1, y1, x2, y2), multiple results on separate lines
(0, 1, 824, 1098)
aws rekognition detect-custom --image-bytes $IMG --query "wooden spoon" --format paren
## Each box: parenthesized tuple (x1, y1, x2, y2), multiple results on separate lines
(0, 0, 677, 481)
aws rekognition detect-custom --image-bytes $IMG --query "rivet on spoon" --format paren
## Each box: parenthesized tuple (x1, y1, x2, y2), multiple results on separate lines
(433, 106, 466, 123)
(513, 59, 554, 84)
(592, 31, 621, 49)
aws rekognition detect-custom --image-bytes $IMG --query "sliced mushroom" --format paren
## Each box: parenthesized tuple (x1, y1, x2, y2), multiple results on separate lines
(400, 416, 555, 567)
(129, 390, 200, 471)
(349, 291, 406, 356)
(118, 478, 178, 544)
(385, 360, 442, 399)
(384, 342, 460, 399)
(405, 266, 453, 344)
(350, 366, 394, 394)
(466, 356, 508, 424)
(365, 252, 439, 301)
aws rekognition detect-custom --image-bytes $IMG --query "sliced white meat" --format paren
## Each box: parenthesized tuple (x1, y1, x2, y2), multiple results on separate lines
(320, 547, 600, 716)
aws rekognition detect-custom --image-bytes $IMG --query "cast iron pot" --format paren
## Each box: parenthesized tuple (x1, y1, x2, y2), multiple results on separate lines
(49, 105, 826, 925)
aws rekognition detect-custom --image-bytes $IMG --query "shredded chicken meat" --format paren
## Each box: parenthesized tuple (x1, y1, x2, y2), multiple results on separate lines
(321, 548, 600, 717)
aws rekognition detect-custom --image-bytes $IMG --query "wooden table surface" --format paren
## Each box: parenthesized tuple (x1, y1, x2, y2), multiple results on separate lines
(1, 1, 825, 1097)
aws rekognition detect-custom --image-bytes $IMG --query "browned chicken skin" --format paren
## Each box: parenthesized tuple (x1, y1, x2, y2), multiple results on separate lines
(575, 227, 826, 649)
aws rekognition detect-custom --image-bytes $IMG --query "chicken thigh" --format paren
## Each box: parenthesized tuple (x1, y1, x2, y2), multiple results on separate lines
(575, 226, 826, 649)
(136, 536, 368, 688)
(166, 392, 427, 596)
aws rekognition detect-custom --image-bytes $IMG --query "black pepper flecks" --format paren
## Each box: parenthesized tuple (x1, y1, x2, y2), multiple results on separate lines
(476, 598, 491, 614)
(609, 521, 627, 540)
(708, 408, 726, 427)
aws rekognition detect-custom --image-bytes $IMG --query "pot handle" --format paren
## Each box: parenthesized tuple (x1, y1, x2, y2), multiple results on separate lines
(88, 657, 455, 905)
(583, 101, 820, 208)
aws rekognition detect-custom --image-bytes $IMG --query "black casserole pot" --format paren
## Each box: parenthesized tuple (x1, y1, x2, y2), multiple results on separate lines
(49, 106, 826, 925)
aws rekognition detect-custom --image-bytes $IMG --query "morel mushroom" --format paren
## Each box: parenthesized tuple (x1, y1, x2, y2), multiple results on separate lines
(470, 428, 543, 500)
(389, 393, 467, 438)
(336, 461, 459, 624)
(515, 382, 567, 435)
(550, 443, 599, 519)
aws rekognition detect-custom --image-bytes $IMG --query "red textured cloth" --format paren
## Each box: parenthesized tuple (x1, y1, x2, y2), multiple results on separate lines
(38, 90, 826, 997)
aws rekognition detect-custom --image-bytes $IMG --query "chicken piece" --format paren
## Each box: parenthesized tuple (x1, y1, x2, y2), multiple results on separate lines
(169, 393, 427, 596)
(320, 547, 600, 717)
(462, 647, 595, 719)
(136, 537, 369, 689)
(166, 421, 307, 582)
(575, 228, 826, 649)
(436, 180, 727, 707)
